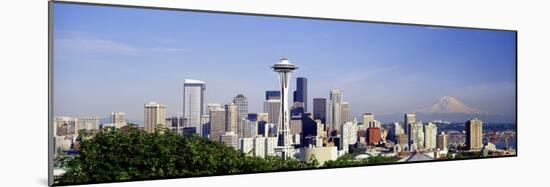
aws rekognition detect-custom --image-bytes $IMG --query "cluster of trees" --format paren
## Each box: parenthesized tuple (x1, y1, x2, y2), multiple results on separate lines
(56, 126, 315, 185)
(323, 153, 399, 168)
(55, 125, 398, 185)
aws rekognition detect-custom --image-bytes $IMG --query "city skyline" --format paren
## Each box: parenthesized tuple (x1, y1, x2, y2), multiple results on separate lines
(53, 3, 516, 123)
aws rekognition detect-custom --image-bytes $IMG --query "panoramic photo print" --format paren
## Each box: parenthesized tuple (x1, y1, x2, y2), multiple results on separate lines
(50, 2, 517, 185)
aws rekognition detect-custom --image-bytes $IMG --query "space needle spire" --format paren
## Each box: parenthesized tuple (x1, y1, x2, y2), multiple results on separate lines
(271, 58, 298, 160)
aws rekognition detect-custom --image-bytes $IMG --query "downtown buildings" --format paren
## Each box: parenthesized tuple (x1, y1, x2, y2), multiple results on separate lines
(144, 102, 166, 133)
(183, 79, 206, 136)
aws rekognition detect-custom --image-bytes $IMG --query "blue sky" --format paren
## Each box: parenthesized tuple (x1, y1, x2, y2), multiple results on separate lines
(53, 3, 516, 122)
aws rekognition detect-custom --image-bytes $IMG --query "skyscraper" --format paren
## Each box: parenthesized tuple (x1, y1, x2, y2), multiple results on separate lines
(263, 97, 281, 125)
(328, 89, 343, 131)
(294, 77, 308, 112)
(110, 112, 126, 125)
(404, 113, 417, 145)
(233, 94, 248, 120)
(183, 79, 205, 135)
(466, 118, 483, 151)
(225, 102, 238, 134)
(208, 104, 226, 141)
(437, 132, 449, 150)
(233, 94, 248, 138)
(424, 122, 438, 150)
(271, 58, 298, 160)
(144, 102, 166, 133)
(362, 113, 374, 125)
(409, 122, 424, 150)
(313, 98, 327, 124)
(340, 102, 350, 124)
(265, 90, 281, 100)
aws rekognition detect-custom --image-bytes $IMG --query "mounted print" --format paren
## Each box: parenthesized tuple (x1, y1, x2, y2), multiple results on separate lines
(49, 1, 517, 186)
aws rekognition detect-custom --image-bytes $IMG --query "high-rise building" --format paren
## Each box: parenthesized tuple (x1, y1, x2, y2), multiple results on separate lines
(233, 94, 248, 120)
(183, 79, 205, 134)
(328, 89, 343, 131)
(77, 116, 99, 132)
(404, 113, 417, 145)
(54, 117, 78, 136)
(166, 114, 185, 133)
(263, 99, 280, 125)
(242, 119, 258, 138)
(342, 121, 358, 153)
(200, 115, 210, 137)
(294, 77, 308, 112)
(257, 113, 269, 122)
(208, 104, 226, 141)
(424, 122, 438, 150)
(313, 98, 327, 124)
(363, 113, 374, 125)
(340, 102, 350, 124)
(437, 132, 449, 150)
(466, 118, 483, 151)
(271, 58, 298, 160)
(265, 90, 281, 100)
(110, 112, 126, 125)
(144, 102, 166, 133)
(221, 132, 238, 149)
(409, 122, 424, 150)
(367, 127, 381, 145)
(225, 102, 238, 134)
(368, 120, 382, 128)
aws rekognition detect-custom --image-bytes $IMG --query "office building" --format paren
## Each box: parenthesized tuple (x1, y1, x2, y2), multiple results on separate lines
(328, 89, 343, 131)
(208, 104, 226, 141)
(77, 116, 99, 132)
(183, 79, 205, 134)
(144, 102, 166, 133)
(265, 90, 281, 100)
(362, 113, 374, 125)
(313, 98, 327, 124)
(466, 118, 483, 151)
(263, 99, 280, 125)
(424, 122, 438, 150)
(242, 119, 258, 138)
(110, 112, 126, 125)
(437, 132, 449, 150)
(225, 102, 238, 133)
(342, 121, 358, 153)
(409, 122, 424, 150)
(200, 115, 210, 137)
(340, 102, 350, 124)
(367, 127, 381, 145)
(54, 117, 78, 136)
(404, 113, 417, 145)
(221, 132, 238, 149)
(294, 77, 308, 112)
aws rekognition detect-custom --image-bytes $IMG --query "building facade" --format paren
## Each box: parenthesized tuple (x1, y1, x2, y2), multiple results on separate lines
(183, 79, 205, 135)
(466, 118, 483, 151)
(144, 102, 166, 133)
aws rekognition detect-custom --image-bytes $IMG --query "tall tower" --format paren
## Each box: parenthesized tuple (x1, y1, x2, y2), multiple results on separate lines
(271, 58, 298, 160)
(465, 118, 483, 151)
(183, 79, 206, 136)
(144, 102, 166, 133)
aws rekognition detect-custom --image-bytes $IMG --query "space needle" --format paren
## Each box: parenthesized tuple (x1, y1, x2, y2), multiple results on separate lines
(271, 58, 298, 160)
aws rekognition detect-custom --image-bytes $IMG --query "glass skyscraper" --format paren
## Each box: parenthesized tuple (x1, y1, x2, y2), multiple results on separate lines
(183, 79, 205, 136)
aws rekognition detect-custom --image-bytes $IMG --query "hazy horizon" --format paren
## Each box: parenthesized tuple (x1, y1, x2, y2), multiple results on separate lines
(53, 3, 517, 123)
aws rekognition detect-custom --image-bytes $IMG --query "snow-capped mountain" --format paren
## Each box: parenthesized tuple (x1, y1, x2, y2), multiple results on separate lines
(417, 96, 489, 114)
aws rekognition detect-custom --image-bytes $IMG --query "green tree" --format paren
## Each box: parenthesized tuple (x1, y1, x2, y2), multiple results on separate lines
(56, 126, 315, 185)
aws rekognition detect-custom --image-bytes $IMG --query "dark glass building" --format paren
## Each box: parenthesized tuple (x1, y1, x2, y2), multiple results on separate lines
(313, 98, 327, 124)
(265, 90, 281, 100)
(294, 77, 308, 112)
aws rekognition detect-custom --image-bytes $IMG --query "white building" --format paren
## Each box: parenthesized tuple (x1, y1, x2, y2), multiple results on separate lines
(221, 132, 238, 149)
(240, 138, 254, 155)
(242, 119, 258, 138)
(77, 116, 99, 132)
(183, 79, 205, 135)
(424, 122, 438, 150)
(144, 102, 166, 133)
(110, 112, 126, 125)
(263, 99, 280, 125)
(410, 122, 424, 150)
(327, 89, 342, 131)
(342, 121, 358, 153)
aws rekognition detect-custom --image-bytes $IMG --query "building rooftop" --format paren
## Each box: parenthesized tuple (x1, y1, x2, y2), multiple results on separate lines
(184, 79, 205, 84)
